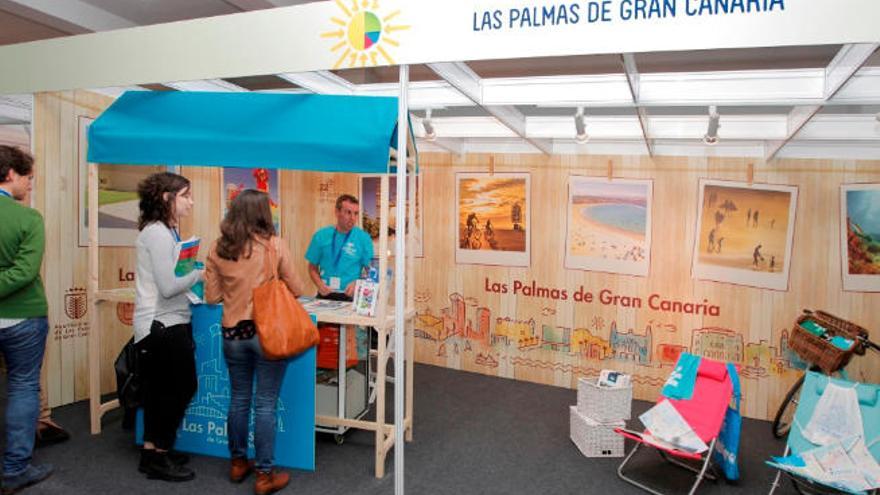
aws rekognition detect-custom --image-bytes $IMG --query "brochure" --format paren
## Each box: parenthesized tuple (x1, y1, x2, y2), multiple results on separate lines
(352, 279, 379, 316)
(173, 237, 203, 304)
(598, 369, 630, 388)
(638, 399, 708, 454)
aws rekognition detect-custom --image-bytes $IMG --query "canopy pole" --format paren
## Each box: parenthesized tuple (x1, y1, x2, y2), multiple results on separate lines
(394, 64, 409, 495)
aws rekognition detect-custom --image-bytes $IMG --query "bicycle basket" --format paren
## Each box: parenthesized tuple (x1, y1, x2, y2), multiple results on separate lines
(789, 309, 869, 374)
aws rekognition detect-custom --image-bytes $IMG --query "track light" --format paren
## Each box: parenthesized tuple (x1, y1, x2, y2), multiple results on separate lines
(422, 109, 436, 142)
(574, 107, 588, 144)
(703, 105, 720, 145)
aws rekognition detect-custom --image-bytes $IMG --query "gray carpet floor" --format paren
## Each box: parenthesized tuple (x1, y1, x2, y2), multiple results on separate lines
(6, 363, 802, 494)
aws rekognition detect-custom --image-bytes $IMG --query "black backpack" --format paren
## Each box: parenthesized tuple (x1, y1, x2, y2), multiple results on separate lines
(114, 337, 145, 429)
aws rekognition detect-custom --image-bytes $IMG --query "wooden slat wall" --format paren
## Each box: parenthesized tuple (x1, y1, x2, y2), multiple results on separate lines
(412, 153, 880, 421)
(32, 90, 133, 406)
(32, 93, 880, 421)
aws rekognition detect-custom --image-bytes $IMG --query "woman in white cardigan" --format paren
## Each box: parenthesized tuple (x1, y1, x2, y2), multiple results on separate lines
(133, 172, 202, 482)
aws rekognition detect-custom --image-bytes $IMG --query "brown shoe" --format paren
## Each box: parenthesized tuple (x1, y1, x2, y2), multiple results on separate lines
(229, 458, 254, 483)
(254, 470, 289, 495)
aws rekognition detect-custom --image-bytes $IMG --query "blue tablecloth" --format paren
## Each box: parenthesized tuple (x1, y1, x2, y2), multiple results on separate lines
(137, 304, 316, 470)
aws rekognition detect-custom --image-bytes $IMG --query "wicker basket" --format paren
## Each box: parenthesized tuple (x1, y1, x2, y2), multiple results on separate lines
(789, 310, 869, 374)
(577, 377, 632, 422)
(569, 406, 624, 458)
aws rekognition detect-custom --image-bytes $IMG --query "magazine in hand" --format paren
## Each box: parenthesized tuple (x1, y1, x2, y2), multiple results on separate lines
(174, 237, 203, 304)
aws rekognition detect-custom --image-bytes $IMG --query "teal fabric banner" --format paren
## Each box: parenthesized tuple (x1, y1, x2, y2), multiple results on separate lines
(88, 91, 404, 174)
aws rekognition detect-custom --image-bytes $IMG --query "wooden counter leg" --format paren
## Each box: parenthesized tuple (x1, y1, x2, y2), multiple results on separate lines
(87, 163, 101, 435)
(374, 325, 388, 478)
(405, 318, 414, 442)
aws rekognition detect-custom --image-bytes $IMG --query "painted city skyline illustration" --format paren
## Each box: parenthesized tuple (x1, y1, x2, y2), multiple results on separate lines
(414, 290, 808, 401)
(693, 180, 798, 290)
(456, 173, 530, 267)
(566, 177, 652, 276)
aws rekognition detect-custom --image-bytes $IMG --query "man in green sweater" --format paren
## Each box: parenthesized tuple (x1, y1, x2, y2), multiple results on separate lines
(0, 145, 53, 493)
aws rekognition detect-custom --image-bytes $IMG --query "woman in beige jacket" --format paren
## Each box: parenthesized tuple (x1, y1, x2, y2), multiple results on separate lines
(204, 189, 303, 495)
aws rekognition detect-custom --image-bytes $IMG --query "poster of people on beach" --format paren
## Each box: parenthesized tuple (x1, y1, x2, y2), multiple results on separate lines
(77, 116, 166, 247)
(692, 179, 798, 290)
(456, 173, 530, 267)
(359, 175, 424, 258)
(840, 184, 880, 292)
(221, 167, 281, 233)
(565, 177, 653, 276)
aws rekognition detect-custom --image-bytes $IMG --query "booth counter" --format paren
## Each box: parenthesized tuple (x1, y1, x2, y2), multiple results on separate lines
(136, 304, 316, 470)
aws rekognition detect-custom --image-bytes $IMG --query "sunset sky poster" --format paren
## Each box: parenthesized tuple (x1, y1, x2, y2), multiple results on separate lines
(360, 175, 424, 258)
(565, 177, 652, 276)
(692, 179, 798, 290)
(841, 184, 880, 291)
(221, 167, 281, 233)
(456, 173, 530, 267)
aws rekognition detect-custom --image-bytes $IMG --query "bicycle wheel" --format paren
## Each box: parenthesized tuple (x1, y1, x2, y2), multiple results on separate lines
(772, 374, 805, 439)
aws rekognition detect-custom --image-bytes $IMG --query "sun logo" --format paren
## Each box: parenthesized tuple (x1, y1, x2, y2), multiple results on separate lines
(322, 0, 409, 69)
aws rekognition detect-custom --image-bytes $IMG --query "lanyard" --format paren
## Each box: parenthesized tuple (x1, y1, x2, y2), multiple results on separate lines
(0, 189, 11, 199)
(170, 227, 181, 243)
(332, 229, 353, 270)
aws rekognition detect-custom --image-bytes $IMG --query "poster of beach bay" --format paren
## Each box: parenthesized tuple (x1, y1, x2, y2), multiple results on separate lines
(840, 184, 880, 291)
(456, 172, 530, 267)
(692, 179, 798, 291)
(564, 177, 653, 276)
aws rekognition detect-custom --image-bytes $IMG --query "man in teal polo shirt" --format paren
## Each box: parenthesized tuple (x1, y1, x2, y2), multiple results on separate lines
(305, 194, 374, 301)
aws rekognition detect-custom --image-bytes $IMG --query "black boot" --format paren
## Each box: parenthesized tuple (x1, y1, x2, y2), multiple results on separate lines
(167, 450, 190, 466)
(140, 450, 195, 482)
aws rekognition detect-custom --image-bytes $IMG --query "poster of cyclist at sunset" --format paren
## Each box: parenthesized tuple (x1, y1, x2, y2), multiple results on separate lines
(456, 172, 530, 267)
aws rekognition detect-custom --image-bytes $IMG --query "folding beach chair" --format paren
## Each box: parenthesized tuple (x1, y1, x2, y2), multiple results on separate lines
(616, 357, 734, 495)
(768, 371, 880, 495)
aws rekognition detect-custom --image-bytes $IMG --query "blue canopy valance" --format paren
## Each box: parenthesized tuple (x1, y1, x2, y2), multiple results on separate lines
(87, 91, 413, 174)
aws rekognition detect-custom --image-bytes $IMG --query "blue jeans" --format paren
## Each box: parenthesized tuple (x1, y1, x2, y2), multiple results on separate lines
(223, 336, 288, 471)
(0, 318, 48, 477)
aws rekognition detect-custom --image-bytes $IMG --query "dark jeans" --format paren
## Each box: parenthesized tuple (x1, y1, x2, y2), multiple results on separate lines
(138, 321, 197, 451)
(223, 334, 288, 471)
(0, 318, 47, 477)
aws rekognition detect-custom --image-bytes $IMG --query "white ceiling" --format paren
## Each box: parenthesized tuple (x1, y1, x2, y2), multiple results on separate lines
(0, 0, 878, 160)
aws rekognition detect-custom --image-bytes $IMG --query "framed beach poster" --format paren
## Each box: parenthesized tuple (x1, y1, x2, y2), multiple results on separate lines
(565, 176, 653, 276)
(221, 167, 281, 234)
(840, 183, 880, 292)
(77, 116, 165, 247)
(455, 172, 530, 267)
(359, 174, 424, 258)
(691, 179, 798, 291)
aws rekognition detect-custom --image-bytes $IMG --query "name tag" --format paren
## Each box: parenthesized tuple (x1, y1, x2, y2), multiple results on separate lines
(329, 277, 341, 290)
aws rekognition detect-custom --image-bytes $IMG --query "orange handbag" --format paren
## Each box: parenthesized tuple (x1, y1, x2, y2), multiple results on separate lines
(253, 238, 319, 360)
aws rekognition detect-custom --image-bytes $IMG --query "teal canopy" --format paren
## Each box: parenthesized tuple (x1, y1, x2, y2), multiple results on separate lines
(88, 91, 411, 173)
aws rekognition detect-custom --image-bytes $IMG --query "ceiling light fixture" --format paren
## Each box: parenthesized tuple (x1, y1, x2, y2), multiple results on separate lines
(703, 105, 720, 145)
(574, 107, 588, 144)
(422, 109, 436, 142)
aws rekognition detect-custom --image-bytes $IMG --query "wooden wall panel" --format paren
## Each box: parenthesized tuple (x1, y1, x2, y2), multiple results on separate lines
(412, 152, 880, 421)
(32, 93, 880, 421)
(33, 90, 135, 406)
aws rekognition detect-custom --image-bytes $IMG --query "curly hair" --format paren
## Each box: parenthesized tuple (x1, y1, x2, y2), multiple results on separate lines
(0, 145, 34, 183)
(137, 172, 191, 231)
(216, 189, 276, 261)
